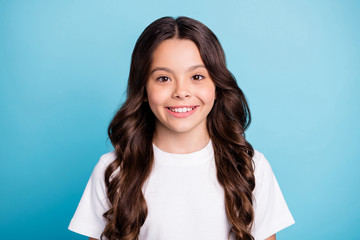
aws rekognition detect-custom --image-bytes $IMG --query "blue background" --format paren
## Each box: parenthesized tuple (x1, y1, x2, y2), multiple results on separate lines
(1, 0, 359, 239)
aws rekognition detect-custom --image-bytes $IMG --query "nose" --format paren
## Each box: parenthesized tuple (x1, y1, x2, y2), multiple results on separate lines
(173, 79, 191, 99)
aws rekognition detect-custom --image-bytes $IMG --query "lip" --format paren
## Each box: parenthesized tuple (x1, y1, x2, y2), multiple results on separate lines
(165, 105, 199, 118)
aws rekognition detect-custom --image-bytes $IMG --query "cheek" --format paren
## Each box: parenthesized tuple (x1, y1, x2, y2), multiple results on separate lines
(146, 86, 168, 109)
(198, 85, 216, 104)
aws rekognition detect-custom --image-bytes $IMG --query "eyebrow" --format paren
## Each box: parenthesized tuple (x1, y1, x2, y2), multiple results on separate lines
(150, 64, 206, 75)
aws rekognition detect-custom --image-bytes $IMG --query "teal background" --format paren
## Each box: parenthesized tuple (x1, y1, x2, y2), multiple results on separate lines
(1, 0, 359, 239)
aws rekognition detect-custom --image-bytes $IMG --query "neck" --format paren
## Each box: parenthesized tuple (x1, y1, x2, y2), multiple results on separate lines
(153, 126, 210, 154)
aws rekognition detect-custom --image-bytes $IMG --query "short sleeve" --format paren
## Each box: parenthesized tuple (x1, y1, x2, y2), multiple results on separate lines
(251, 151, 295, 240)
(68, 152, 115, 239)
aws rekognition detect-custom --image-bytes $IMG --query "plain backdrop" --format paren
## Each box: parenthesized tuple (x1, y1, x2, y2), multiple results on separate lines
(1, 0, 359, 239)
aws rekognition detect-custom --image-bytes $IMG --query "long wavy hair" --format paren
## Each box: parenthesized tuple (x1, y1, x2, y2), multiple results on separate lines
(103, 16, 255, 240)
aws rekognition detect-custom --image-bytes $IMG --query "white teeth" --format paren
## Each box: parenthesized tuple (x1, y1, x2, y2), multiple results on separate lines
(169, 107, 195, 113)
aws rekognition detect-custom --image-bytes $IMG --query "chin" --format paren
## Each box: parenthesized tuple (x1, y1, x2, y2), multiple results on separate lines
(169, 122, 205, 134)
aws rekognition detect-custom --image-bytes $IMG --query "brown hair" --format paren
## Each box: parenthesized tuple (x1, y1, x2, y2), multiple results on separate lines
(103, 16, 255, 240)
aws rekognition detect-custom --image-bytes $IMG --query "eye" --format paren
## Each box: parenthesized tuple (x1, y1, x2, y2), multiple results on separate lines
(156, 76, 170, 82)
(192, 74, 204, 81)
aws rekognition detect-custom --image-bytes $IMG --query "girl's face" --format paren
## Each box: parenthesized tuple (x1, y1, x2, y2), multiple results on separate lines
(146, 39, 216, 138)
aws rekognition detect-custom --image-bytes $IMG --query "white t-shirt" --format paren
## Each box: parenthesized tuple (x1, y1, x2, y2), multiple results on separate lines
(68, 141, 295, 239)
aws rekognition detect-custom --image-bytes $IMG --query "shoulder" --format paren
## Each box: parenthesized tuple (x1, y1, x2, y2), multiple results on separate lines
(91, 151, 117, 178)
(252, 149, 275, 191)
(99, 151, 117, 167)
(252, 149, 272, 175)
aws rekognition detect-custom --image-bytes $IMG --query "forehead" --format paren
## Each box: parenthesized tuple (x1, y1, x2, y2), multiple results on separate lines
(151, 39, 204, 68)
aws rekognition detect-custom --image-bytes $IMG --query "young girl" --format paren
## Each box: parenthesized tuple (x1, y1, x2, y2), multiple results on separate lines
(69, 16, 295, 240)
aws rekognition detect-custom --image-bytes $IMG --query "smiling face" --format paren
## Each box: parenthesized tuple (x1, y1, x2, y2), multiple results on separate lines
(145, 38, 216, 140)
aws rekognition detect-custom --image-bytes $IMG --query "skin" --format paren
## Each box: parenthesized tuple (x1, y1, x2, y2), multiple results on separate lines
(146, 38, 216, 153)
(89, 39, 277, 240)
(268, 234, 276, 240)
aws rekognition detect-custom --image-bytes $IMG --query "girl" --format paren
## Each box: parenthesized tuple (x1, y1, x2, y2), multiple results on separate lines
(69, 16, 295, 240)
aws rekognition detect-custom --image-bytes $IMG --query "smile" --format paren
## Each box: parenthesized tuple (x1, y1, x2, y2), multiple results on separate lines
(167, 107, 196, 113)
(165, 106, 198, 118)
